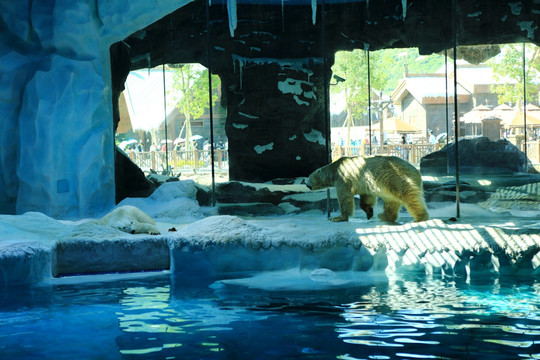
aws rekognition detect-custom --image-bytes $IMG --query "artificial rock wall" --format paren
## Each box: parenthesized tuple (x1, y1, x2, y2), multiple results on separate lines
(223, 58, 330, 181)
(0, 0, 187, 217)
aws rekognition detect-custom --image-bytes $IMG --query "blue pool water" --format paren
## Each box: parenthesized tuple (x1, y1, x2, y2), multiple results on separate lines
(1, 271, 540, 359)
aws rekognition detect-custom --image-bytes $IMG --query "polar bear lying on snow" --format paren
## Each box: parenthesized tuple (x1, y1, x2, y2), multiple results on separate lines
(94, 205, 160, 235)
(306, 155, 429, 223)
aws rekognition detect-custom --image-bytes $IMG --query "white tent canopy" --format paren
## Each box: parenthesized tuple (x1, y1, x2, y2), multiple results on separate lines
(124, 68, 176, 131)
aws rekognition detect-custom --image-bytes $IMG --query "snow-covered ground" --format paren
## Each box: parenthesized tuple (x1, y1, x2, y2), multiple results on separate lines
(1, 180, 540, 287)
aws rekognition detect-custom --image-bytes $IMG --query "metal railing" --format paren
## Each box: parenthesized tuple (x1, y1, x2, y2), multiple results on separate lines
(524, 140, 540, 165)
(127, 149, 229, 175)
(331, 143, 444, 166)
(127, 143, 453, 174)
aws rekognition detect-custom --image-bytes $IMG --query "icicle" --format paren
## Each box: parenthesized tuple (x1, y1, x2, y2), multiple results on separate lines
(311, 0, 317, 25)
(402, 0, 407, 19)
(227, 0, 237, 37)
(208, 0, 211, 7)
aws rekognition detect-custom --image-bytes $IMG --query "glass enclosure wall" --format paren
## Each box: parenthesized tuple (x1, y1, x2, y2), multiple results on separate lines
(330, 48, 447, 162)
(455, 0, 540, 217)
(117, 64, 227, 185)
(114, 0, 540, 220)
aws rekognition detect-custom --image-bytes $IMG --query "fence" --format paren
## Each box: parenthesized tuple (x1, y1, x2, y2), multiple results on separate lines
(127, 143, 454, 175)
(524, 141, 540, 166)
(127, 149, 229, 175)
(331, 143, 444, 166)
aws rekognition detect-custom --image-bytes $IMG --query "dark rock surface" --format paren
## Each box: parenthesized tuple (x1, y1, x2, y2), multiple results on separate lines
(423, 180, 492, 203)
(215, 181, 308, 204)
(420, 137, 536, 175)
(217, 203, 285, 216)
(204, 180, 351, 216)
(115, 148, 156, 203)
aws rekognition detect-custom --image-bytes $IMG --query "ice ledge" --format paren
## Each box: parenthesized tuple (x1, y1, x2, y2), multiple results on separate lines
(168, 216, 540, 279)
(1, 214, 540, 287)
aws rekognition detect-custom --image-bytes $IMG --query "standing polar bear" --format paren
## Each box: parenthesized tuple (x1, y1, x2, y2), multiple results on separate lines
(306, 155, 429, 223)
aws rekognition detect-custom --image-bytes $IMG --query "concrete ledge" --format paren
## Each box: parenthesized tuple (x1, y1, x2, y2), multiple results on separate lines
(55, 237, 170, 276)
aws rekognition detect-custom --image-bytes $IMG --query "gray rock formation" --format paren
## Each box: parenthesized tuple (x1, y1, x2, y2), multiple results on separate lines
(420, 137, 536, 175)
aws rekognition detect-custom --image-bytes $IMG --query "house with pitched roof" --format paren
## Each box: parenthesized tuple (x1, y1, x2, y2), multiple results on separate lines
(390, 62, 507, 139)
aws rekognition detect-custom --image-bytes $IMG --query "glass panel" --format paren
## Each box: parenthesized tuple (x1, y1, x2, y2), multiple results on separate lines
(526, 43, 540, 170)
(206, 0, 328, 214)
(455, 5, 540, 219)
(119, 65, 172, 175)
(330, 46, 452, 221)
(330, 49, 369, 159)
(206, 72, 228, 189)
(207, 1, 230, 199)
(167, 63, 216, 185)
(119, 64, 217, 184)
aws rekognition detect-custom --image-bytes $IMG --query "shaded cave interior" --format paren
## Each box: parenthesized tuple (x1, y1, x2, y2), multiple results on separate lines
(110, 0, 540, 204)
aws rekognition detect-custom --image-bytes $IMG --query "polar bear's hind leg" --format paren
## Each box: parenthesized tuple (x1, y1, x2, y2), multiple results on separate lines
(404, 196, 429, 222)
(360, 194, 376, 219)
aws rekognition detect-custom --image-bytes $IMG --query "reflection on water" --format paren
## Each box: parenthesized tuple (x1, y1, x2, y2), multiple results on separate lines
(1, 272, 540, 359)
(335, 275, 540, 359)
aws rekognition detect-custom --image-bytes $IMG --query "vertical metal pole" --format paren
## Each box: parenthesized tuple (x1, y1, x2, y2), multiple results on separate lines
(321, 0, 331, 219)
(163, 64, 169, 175)
(452, 0, 460, 218)
(444, 49, 450, 174)
(206, 0, 216, 207)
(523, 42, 528, 170)
(367, 50, 372, 155)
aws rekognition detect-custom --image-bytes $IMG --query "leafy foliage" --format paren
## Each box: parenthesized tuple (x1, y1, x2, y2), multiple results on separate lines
(168, 64, 220, 150)
(488, 43, 540, 107)
(169, 64, 216, 122)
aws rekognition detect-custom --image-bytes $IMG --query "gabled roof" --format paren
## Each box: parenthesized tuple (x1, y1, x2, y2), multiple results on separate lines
(392, 74, 470, 105)
(462, 104, 494, 123)
(436, 62, 510, 87)
(494, 104, 513, 111)
(372, 117, 421, 133)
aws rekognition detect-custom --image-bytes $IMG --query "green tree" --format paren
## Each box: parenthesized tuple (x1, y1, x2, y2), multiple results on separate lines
(168, 64, 219, 151)
(488, 43, 540, 108)
(331, 49, 392, 147)
(380, 48, 444, 91)
(332, 50, 389, 123)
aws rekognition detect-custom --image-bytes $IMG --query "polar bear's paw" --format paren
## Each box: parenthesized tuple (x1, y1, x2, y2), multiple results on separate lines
(330, 215, 349, 222)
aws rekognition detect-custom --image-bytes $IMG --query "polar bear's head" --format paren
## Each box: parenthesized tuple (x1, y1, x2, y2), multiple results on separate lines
(306, 168, 330, 190)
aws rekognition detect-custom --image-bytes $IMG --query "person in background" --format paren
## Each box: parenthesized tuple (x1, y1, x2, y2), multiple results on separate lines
(401, 134, 409, 161)
(429, 130, 436, 144)
(362, 135, 370, 155)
